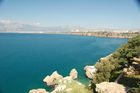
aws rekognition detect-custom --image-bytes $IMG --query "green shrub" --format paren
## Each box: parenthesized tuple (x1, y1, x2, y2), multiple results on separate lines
(91, 35, 140, 90)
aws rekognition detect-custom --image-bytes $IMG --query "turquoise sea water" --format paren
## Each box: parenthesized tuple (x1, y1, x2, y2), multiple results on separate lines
(0, 33, 128, 93)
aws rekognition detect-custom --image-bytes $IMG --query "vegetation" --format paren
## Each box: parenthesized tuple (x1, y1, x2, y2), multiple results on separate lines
(91, 35, 140, 92)
(112, 35, 140, 66)
(54, 35, 140, 93)
(92, 60, 115, 84)
(56, 80, 92, 93)
(70, 31, 140, 38)
(119, 74, 140, 93)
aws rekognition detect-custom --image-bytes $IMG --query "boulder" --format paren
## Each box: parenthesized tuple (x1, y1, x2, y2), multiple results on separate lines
(29, 89, 48, 93)
(84, 66, 88, 71)
(96, 82, 127, 93)
(84, 66, 97, 79)
(43, 71, 63, 86)
(69, 69, 78, 80)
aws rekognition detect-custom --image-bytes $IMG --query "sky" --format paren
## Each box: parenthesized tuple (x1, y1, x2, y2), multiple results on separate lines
(0, 0, 140, 30)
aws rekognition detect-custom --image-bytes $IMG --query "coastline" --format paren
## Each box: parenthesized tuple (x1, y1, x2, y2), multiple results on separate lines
(66, 32, 138, 39)
(0, 31, 139, 39)
(0, 33, 132, 93)
(29, 54, 116, 93)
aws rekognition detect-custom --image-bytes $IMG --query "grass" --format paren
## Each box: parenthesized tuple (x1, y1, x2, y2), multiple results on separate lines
(56, 79, 92, 93)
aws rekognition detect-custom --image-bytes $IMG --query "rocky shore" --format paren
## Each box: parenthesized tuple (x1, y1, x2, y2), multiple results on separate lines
(29, 54, 127, 93)
(84, 66, 97, 79)
(29, 54, 128, 93)
(29, 68, 78, 93)
(68, 32, 138, 38)
(29, 35, 140, 93)
(95, 82, 127, 93)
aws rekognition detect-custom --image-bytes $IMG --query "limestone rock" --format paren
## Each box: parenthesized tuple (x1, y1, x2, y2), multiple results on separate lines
(69, 69, 78, 80)
(133, 57, 140, 62)
(132, 62, 139, 65)
(123, 68, 128, 73)
(43, 71, 63, 86)
(29, 89, 48, 93)
(100, 54, 112, 62)
(96, 82, 127, 93)
(84, 66, 97, 79)
(123, 66, 135, 75)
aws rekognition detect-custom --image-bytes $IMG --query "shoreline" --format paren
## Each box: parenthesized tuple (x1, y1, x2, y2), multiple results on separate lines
(66, 32, 139, 39)
(0, 31, 139, 39)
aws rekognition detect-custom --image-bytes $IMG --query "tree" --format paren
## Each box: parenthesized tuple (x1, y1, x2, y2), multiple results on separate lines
(93, 60, 115, 84)
(92, 35, 140, 84)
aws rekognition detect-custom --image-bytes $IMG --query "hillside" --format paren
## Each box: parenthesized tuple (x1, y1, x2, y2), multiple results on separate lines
(92, 35, 140, 93)
(68, 31, 140, 38)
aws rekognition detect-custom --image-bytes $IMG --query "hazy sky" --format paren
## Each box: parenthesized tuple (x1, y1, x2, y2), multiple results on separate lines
(0, 0, 140, 29)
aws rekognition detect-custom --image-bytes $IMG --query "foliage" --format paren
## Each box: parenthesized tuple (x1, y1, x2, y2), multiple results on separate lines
(91, 35, 140, 89)
(69, 85, 93, 93)
(112, 35, 140, 66)
(92, 60, 115, 84)
(56, 80, 92, 93)
(119, 75, 140, 93)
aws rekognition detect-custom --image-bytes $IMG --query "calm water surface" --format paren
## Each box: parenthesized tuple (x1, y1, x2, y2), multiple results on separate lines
(0, 33, 128, 93)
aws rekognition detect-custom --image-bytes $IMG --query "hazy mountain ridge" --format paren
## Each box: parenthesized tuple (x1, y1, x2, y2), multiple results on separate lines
(0, 19, 139, 33)
(0, 19, 89, 33)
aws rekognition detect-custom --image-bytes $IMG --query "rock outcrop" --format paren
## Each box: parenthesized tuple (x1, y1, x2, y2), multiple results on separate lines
(133, 57, 140, 62)
(123, 66, 135, 75)
(84, 66, 97, 79)
(96, 82, 127, 93)
(132, 57, 140, 75)
(69, 32, 138, 38)
(69, 68, 78, 80)
(100, 54, 112, 62)
(43, 71, 63, 86)
(132, 57, 140, 67)
(29, 89, 48, 93)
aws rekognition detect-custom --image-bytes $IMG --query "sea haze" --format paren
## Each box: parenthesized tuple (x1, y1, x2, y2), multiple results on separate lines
(0, 33, 128, 93)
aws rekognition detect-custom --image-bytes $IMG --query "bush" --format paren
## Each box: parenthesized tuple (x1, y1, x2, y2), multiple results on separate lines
(92, 60, 115, 84)
(91, 35, 140, 90)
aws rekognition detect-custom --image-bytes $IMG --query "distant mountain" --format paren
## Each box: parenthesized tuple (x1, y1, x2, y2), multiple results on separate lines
(0, 19, 139, 33)
(0, 19, 88, 33)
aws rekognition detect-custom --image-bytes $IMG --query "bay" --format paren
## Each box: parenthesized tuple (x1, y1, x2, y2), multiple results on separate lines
(0, 33, 128, 93)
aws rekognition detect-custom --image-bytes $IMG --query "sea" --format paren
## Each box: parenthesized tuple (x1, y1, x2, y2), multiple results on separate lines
(0, 33, 128, 93)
